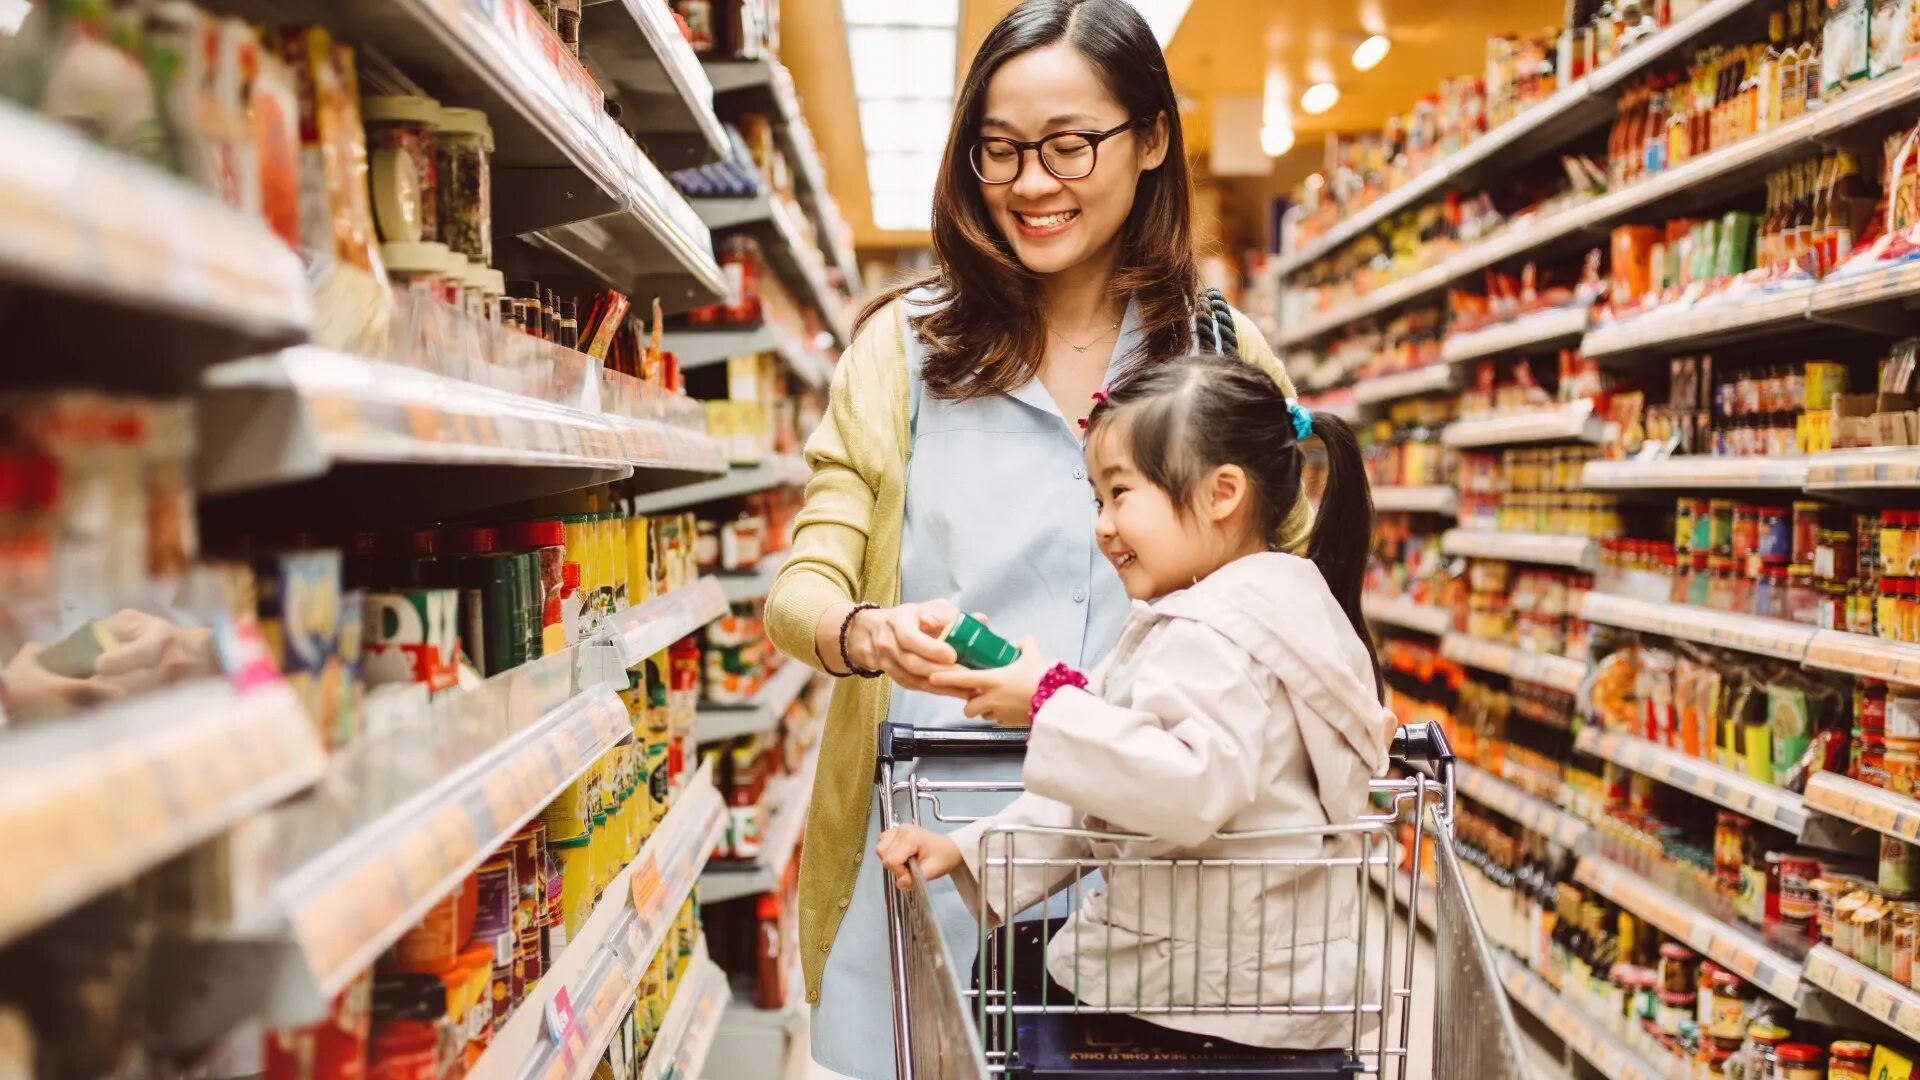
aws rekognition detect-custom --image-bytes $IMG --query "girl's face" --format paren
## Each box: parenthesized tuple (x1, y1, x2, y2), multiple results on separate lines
(1087, 422, 1248, 601)
(975, 43, 1166, 278)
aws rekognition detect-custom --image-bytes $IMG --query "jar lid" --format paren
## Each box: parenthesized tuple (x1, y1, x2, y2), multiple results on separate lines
(1777, 1043, 1822, 1063)
(481, 268, 507, 296)
(1746, 1022, 1790, 1044)
(1659, 942, 1694, 960)
(381, 241, 450, 275)
(444, 250, 473, 282)
(437, 106, 495, 149)
(1832, 1040, 1876, 1059)
(362, 93, 442, 125)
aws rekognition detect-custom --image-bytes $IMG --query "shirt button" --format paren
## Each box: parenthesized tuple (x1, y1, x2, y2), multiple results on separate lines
(838, 896, 851, 909)
(1073, 467, 1085, 480)
(1072, 588, 1086, 603)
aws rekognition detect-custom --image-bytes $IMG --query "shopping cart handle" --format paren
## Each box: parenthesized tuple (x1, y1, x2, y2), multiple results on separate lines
(1390, 721, 1454, 769)
(878, 723, 1030, 765)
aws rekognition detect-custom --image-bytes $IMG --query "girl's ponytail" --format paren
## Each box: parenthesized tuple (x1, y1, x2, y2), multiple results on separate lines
(1302, 410, 1381, 693)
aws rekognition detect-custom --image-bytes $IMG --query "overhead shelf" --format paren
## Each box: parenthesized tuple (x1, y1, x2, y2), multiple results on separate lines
(1441, 633, 1588, 694)
(719, 552, 789, 603)
(1578, 592, 1817, 661)
(697, 660, 816, 744)
(1439, 306, 1590, 366)
(580, 0, 731, 169)
(1372, 485, 1459, 515)
(1574, 728, 1808, 835)
(692, 194, 850, 347)
(626, 453, 810, 514)
(1575, 853, 1804, 1004)
(1803, 944, 1920, 1044)
(197, 349, 727, 519)
(1361, 594, 1454, 637)
(1805, 630, 1920, 686)
(1497, 954, 1683, 1080)
(1270, 0, 1765, 279)
(1804, 771, 1920, 847)
(669, 322, 833, 390)
(0, 679, 323, 949)
(1581, 456, 1811, 491)
(701, 741, 819, 903)
(642, 944, 731, 1080)
(0, 100, 310, 386)
(1442, 404, 1602, 449)
(1456, 762, 1591, 850)
(1581, 283, 1815, 359)
(1441, 529, 1598, 571)
(1351, 364, 1458, 407)
(1806, 448, 1920, 493)
(599, 575, 731, 668)
(467, 760, 727, 1080)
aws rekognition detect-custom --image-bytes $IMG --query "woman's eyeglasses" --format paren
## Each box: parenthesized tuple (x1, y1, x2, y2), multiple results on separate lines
(968, 121, 1136, 184)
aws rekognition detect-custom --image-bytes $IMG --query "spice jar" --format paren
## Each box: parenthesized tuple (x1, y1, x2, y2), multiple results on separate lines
(1776, 1042, 1824, 1080)
(362, 94, 441, 245)
(1659, 941, 1697, 995)
(436, 107, 494, 267)
(1896, 902, 1920, 987)
(1710, 970, 1748, 1040)
(1829, 1040, 1874, 1079)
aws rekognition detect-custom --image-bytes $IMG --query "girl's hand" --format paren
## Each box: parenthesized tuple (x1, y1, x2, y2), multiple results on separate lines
(928, 638, 1050, 727)
(876, 825, 963, 890)
(834, 599, 965, 695)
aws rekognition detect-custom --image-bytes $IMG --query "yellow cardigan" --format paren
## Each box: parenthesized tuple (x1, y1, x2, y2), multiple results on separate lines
(765, 297, 1311, 1004)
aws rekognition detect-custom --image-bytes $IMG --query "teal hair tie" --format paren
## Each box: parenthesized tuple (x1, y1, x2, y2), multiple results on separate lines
(1287, 400, 1312, 441)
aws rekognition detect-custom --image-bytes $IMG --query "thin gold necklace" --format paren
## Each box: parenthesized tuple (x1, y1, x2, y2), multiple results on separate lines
(1049, 320, 1120, 354)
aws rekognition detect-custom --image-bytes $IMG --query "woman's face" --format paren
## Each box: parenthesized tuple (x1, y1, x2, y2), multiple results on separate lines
(976, 43, 1167, 278)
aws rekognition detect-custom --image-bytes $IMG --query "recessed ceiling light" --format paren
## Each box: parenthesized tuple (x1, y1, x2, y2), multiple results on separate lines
(1352, 34, 1390, 71)
(1300, 82, 1340, 115)
(1260, 124, 1296, 157)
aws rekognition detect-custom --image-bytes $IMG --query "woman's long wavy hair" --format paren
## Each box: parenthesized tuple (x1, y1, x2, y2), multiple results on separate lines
(857, 0, 1202, 399)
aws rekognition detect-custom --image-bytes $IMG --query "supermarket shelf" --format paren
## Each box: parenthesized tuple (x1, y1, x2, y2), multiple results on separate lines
(1577, 592, 1816, 661)
(668, 323, 832, 390)
(1369, 863, 1435, 931)
(0, 101, 310, 384)
(1497, 954, 1682, 1080)
(467, 760, 727, 1080)
(1805, 629, 1920, 686)
(1440, 529, 1598, 571)
(1581, 456, 1811, 491)
(697, 660, 816, 744)
(692, 194, 850, 347)
(719, 552, 788, 603)
(1806, 448, 1920, 493)
(1442, 404, 1602, 449)
(1439, 307, 1590, 366)
(1804, 771, 1920, 847)
(643, 947, 731, 1080)
(1581, 282, 1816, 359)
(1456, 763, 1591, 850)
(1804, 944, 1920, 1044)
(1361, 594, 1454, 637)
(1441, 633, 1588, 694)
(1372, 485, 1459, 515)
(702, 740, 820, 903)
(581, 0, 730, 168)
(1812, 260, 1920, 328)
(1575, 853, 1804, 1004)
(1301, 391, 1360, 425)
(0, 680, 322, 949)
(1269, 0, 1764, 279)
(626, 453, 810, 514)
(1573, 728, 1807, 834)
(1350, 364, 1458, 407)
(703, 57, 861, 289)
(599, 575, 731, 668)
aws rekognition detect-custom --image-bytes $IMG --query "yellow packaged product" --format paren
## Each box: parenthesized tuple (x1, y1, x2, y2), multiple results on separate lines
(543, 762, 593, 843)
(551, 834, 593, 949)
(1873, 1044, 1914, 1080)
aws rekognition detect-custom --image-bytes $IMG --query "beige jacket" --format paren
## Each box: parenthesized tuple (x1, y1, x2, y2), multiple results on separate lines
(951, 552, 1393, 1050)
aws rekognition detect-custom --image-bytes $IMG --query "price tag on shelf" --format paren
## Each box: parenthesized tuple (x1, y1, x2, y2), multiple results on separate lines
(404, 402, 445, 444)
(390, 822, 450, 900)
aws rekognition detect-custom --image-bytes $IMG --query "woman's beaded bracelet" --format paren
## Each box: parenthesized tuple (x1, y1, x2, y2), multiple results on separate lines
(1029, 662, 1088, 721)
(837, 602, 883, 679)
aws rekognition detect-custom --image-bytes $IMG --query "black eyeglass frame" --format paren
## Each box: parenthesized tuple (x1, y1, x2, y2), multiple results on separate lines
(967, 120, 1138, 184)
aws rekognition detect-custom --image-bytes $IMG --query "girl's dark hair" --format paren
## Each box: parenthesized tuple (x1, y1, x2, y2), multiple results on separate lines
(855, 0, 1201, 399)
(1086, 354, 1380, 689)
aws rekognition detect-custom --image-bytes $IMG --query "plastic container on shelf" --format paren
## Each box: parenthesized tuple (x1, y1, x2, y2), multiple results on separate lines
(363, 94, 442, 246)
(436, 107, 494, 268)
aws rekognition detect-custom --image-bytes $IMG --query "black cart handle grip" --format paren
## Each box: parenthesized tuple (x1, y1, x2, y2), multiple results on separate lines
(878, 723, 1031, 766)
(1390, 721, 1454, 769)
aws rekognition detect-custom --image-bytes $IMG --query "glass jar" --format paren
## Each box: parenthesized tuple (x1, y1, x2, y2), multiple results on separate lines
(1829, 1040, 1875, 1079)
(1776, 1042, 1824, 1080)
(1710, 971, 1748, 1040)
(1659, 941, 1697, 995)
(1896, 902, 1920, 987)
(436, 107, 494, 267)
(362, 94, 441, 245)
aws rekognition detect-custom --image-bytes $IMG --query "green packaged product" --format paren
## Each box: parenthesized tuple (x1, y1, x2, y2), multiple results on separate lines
(941, 611, 1020, 669)
(1716, 211, 1755, 279)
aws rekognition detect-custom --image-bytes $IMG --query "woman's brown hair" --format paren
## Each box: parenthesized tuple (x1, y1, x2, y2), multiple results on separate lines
(856, 0, 1202, 400)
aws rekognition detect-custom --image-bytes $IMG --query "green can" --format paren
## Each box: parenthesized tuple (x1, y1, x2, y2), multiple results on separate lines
(941, 612, 1019, 669)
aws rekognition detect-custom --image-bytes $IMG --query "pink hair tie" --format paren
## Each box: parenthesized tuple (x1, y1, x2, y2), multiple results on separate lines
(1030, 662, 1089, 722)
(1090, 386, 1111, 408)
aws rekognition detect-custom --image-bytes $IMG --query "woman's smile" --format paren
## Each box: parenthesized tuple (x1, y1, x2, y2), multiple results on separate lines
(1013, 208, 1081, 236)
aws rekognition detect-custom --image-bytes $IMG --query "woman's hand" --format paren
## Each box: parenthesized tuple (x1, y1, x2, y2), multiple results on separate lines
(928, 638, 1050, 727)
(818, 598, 970, 694)
(875, 825, 962, 891)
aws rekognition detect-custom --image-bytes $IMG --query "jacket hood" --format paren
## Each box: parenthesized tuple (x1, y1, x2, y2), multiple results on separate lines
(1152, 552, 1392, 823)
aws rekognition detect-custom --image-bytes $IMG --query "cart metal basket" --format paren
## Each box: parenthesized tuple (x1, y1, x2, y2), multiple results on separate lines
(877, 721, 1530, 1079)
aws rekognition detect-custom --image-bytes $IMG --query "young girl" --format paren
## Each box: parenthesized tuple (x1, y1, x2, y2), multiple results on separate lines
(876, 353, 1394, 1051)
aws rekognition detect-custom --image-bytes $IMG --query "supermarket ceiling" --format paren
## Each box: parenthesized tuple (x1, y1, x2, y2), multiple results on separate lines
(782, 0, 1560, 249)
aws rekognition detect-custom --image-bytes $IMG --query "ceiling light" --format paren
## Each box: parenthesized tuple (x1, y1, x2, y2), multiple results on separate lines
(1300, 82, 1340, 115)
(1260, 124, 1295, 157)
(1352, 34, 1390, 71)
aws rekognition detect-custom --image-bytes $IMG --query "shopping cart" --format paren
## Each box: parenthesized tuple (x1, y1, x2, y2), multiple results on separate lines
(877, 721, 1531, 1080)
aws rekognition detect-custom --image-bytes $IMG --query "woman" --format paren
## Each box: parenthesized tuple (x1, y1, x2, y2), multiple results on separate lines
(766, 2, 1313, 1075)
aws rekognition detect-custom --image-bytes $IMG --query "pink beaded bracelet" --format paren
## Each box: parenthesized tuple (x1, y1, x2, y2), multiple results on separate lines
(1029, 662, 1088, 722)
